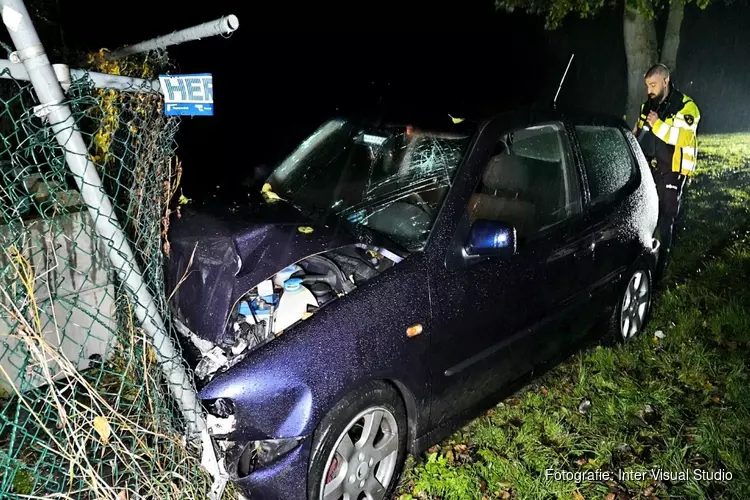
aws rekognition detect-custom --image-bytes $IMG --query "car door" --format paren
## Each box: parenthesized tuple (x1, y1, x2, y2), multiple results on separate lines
(425, 117, 592, 428)
(571, 123, 642, 321)
(508, 119, 598, 366)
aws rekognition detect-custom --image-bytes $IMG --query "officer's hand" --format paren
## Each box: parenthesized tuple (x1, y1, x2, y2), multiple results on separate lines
(647, 111, 659, 127)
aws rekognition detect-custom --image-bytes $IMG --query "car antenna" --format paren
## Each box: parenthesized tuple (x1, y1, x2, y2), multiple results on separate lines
(553, 53, 575, 109)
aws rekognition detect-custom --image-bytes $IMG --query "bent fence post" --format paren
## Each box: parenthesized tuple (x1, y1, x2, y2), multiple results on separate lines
(1, 59, 163, 93)
(108, 15, 239, 59)
(0, 0, 208, 449)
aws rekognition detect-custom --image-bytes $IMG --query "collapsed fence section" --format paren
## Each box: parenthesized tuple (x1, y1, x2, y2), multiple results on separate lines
(0, 41, 214, 500)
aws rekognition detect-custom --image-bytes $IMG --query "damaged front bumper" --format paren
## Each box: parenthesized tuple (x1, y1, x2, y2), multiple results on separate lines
(205, 399, 311, 499)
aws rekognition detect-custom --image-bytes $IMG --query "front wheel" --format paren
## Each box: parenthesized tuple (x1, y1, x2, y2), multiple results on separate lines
(308, 381, 407, 500)
(606, 265, 653, 343)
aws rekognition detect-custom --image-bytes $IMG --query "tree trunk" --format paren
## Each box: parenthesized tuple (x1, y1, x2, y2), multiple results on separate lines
(661, 0, 685, 72)
(623, 3, 658, 125)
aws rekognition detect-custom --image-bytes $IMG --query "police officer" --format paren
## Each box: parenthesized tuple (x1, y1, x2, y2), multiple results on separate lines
(633, 63, 701, 278)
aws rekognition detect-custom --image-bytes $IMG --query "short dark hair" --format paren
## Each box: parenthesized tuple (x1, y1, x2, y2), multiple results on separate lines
(645, 63, 670, 79)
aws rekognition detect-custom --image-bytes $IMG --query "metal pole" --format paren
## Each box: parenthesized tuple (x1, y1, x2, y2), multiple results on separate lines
(1, 59, 162, 93)
(70, 68, 161, 93)
(553, 53, 575, 107)
(0, 0, 204, 435)
(109, 15, 239, 59)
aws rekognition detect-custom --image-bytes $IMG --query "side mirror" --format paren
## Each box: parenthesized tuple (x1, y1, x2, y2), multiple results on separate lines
(465, 219, 517, 258)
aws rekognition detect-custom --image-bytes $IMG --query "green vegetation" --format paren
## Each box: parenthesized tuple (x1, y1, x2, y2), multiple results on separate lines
(398, 134, 750, 499)
(11, 467, 33, 495)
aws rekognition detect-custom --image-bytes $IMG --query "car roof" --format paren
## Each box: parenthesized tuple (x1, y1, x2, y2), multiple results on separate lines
(488, 104, 631, 129)
(555, 108, 631, 130)
(326, 110, 481, 136)
(326, 102, 630, 139)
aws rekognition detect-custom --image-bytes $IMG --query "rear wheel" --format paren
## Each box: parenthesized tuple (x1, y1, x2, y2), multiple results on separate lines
(606, 266, 653, 343)
(308, 381, 407, 500)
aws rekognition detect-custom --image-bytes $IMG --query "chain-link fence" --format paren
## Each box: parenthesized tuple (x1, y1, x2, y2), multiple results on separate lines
(0, 44, 214, 498)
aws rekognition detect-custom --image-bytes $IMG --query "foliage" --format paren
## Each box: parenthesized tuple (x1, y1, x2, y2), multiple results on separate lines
(495, 0, 713, 30)
(87, 49, 161, 166)
(11, 466, 33, 495)
(399, 135, 750, 499)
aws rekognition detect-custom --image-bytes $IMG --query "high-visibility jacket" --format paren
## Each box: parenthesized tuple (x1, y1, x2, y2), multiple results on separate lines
(636, 85, 701, 176)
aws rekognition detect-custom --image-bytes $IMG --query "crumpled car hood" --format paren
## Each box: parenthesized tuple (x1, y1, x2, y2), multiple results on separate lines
(167, 199, 359, 345)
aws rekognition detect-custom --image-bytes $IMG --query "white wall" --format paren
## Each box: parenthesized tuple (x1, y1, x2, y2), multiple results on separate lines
(0, 210, 116, 396)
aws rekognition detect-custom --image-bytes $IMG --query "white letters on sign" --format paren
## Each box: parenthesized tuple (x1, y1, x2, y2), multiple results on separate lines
(158, 73, 214, 116)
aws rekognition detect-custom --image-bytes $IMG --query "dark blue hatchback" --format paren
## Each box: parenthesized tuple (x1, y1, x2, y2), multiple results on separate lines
(167, 108, 661, 500)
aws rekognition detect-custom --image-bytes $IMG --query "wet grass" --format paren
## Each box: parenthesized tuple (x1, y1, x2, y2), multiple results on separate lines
(397, 133, 750, 500)
(665, 135, 750, 282)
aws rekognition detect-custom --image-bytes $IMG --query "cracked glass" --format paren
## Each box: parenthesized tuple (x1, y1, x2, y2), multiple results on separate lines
(267, 118, 471, 250)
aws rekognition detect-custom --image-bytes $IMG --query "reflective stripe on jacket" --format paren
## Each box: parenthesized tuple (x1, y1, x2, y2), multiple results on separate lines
(636, 88, 701, 176)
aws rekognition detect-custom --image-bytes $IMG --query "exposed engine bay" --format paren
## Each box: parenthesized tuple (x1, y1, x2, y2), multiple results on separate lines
(186, 243, 403, 383)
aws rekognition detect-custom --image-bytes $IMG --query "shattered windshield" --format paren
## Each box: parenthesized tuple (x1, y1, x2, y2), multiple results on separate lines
(267, 118, 472, 250)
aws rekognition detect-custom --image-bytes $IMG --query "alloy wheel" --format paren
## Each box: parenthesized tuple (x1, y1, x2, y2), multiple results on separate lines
(620, 269, 651, 340)
(320, 406, 400, 500)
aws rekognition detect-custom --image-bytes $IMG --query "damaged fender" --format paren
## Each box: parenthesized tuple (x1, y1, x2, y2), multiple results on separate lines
(200, 355, 314, 441)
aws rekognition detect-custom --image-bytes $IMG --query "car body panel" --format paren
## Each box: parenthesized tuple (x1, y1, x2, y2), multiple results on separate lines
(566, 114, 660, 318)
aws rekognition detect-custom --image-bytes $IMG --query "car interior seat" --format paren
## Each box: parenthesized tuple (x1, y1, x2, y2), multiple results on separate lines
(468, 154, 537, 239)
(520, 156, 565, 229)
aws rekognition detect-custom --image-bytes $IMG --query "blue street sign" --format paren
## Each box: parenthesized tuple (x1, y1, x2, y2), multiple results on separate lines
(159, 73, 214, 116)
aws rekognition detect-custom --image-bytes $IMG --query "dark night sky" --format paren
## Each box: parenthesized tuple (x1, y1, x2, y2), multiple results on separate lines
(53, 0, 557, 198)
(11, 0, 750, 199)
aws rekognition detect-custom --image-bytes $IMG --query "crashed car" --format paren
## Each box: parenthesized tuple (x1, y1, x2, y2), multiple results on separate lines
(167, 108, 660, 499)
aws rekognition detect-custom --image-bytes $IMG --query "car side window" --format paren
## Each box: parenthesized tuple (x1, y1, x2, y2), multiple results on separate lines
(466, 122, 582, 242)
(574, 125, 637, 204)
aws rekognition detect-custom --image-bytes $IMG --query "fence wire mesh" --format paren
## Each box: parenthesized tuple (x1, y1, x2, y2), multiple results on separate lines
(0, 49, 213, 498)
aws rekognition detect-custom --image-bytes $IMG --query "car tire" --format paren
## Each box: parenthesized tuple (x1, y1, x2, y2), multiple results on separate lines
(307, 381, 408, 500)
(606, 265, 653, 344)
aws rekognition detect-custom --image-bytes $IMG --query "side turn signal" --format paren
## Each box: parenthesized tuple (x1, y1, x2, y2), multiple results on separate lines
(406, 324, 423, 338)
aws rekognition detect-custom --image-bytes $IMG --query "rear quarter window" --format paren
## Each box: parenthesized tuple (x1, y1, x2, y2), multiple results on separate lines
(575, 125, 636, 203)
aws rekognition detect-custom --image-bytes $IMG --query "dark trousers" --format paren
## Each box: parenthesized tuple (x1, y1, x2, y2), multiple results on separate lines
(651, 166, 687, 277)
